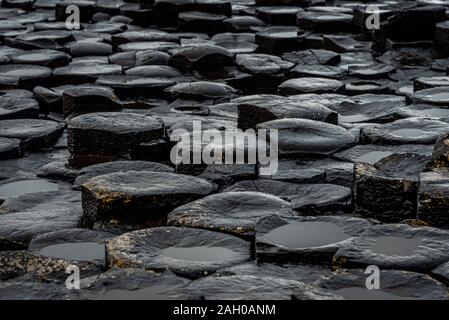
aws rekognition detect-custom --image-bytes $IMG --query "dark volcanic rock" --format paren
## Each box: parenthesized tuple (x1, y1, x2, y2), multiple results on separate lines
(418, 168, 449, 229)
(268, 158, 354, 187)
(431, 261, 449, 286)
(215, 262, 332, 285)
(236, 94, 338, 130)
(0, 64, 52, 89)
(407, 87, 449, 106)
(0, 90, 39, 120)
(435, 20, 449, 53)
(67, 41, 114, 57)
(296, 11, 353, 33)
(178, 11, 227, 34)
(11, 49, 70, 68)
(255, 6, 304, 26)
(360, 118, 449, 145)
(0, 251, 100, 282)
(0, 119, 64, 151)
(255, 26, 302, 54)
(96, 75, 175, 98)
(257, 119, 355, 156)
(282, 49, 340, 65)
(224, 180, 352, 214)
(109, 50, 170, 67)
(426, 133, 449, 169)
(67, 112, 163, 167)
(224, 15, 264, 32)
(111, 30, 179, 45)
(53, 62, 123, 85)
(73, 160, 173, 190)
(355, 153, 430, 222)
(178, 274, 341, 299)
(333, 223, 449, 273)
(62, 86, 123, 117)
(37, 160, 80, 182)
(169, 44, 234, 72)
(334, 99, 404, 124)
(106, 226, 250, 278)
(81, 171, 215, 227)
(0, 137, 21, 160)
(29, 228, 113, 265)
(278, 77, 345, 95)
(334, 144, 434, 165)
(256, 215, 372, 265)
(168, 191, 293, 238)
(75, 268, 190, 300)
(0, 179, 60, 200)
(373, 5, 446, 53)
(0, 208, 82, 250)
(0, 279, 71, 300)
(318, 269, 448, 300)
(235, 53, 293, 89)
(289, 64, 346, 79)
(166, 81, 236, 100)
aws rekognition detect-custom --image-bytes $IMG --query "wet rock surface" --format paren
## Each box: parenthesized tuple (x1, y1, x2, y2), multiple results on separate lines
(1, 0, 449, 300)
(75, 268, 191, 300)
(177, 274, 342, 299)
(318, 269, 448, 300)
(333, 224, 449, 273)
(0, 208, 82, 250)
(29, 228, 113, 265)
(81, 171, 215, 227)
(106, 226, 250, 278)
(0, 250, 101, 284)
(168, 191, 293, 238)
(256, 215, 373, 265)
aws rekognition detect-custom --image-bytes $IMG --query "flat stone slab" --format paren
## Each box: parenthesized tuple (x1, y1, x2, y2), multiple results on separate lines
(73, 160, 173, 190)
(360, 118, 449, 145)
(334, 144, 434, 165)
(0, 119, 64, 150)
(177, 275, 342, 300)
(169, 44, 234, 72)
(257, 118, 356, 156)
(0, 251, 101, 282)
(74, 269, 191, 300)
(224, 180, 352, 214)
(236, 94, 338, 130)
(0, 208, 82, 250)
(408, 86, 449, 106)
(168, 191, 294, 238)
(318, 269, 448, 300)
(29, 228, 114, 264)
(0, 91, 39, 120)
(267, 158, 354, 187)
(355, 153, 430, 222)
(107, 226, 250, 278)
(81, 170, 215, 227)
(215, 262, 332, 285)
(431, 261, 449, 286)
(0, 137, 21, 160)
(278, 77, 345, 95)
(333, 224, 449, 273)
(256, 215, 373, 265)
(68, 112, 163, 167)
(418, 168, 449, 229)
